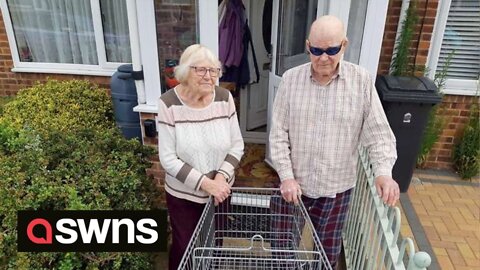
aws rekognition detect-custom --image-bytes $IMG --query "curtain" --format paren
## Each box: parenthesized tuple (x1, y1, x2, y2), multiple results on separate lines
(8, 0, 131, 64)
(100, 0, 131, 63)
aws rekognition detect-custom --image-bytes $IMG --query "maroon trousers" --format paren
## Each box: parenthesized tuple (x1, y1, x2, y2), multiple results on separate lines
(302, 189, 353, 268)
(166, 192, 205, 270)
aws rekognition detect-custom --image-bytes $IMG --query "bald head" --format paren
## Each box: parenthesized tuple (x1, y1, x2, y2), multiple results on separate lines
(306, 15, 348, 83)
(308, 15, 346, 42)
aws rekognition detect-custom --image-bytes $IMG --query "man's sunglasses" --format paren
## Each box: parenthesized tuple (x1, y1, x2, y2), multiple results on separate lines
(308, 44, 342, 56)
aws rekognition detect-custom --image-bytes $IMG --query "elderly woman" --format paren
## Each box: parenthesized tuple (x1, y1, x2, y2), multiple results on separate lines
(157, 44, 244, 270)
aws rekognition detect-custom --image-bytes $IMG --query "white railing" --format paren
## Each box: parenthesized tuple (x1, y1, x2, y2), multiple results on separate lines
(342, 147, 431, 270)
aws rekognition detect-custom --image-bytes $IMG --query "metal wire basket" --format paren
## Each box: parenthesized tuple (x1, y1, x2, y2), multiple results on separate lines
(178, 187, 332, 270)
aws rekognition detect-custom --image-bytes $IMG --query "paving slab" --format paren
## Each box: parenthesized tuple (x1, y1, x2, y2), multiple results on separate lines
(399, 170, 480, 270)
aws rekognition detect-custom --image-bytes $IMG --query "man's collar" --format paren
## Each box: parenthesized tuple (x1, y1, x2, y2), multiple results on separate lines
(309, 61, 345, 84)
(334, 61, 345, 79)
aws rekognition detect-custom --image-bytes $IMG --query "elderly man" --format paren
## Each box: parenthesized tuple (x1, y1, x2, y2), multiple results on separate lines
(269, 15, 399, 267)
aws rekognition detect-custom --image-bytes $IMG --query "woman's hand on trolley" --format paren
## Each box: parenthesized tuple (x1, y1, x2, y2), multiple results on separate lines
(201, 176, 231, 205)
(280, 179, 302, 204)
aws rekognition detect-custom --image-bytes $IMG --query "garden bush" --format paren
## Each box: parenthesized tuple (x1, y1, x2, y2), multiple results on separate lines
(0, 80, 160, 269)
(453, 106, 480, 180)
(0, 96, 14, 115)
(1, 80, 114, 136)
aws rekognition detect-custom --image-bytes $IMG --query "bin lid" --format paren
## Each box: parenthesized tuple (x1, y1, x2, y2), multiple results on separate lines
(375, 75, 442, 104)
(117, 64, 133, 73)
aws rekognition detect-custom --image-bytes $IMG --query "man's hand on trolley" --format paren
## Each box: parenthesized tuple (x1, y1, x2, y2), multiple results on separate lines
(280, 179, 302, 204)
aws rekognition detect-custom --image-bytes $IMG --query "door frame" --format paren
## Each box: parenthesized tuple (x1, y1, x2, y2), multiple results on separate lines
(239, 0, 268, 144)
(323, 0, 389, 77)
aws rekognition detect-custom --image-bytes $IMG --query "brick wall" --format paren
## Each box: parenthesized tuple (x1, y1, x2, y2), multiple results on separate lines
(423, 95, 478, 169)
(378, 0, 439, 75)
(140, 112, 168, 206)
(378, 0, 402, 75)
(154, 0, 197, 91)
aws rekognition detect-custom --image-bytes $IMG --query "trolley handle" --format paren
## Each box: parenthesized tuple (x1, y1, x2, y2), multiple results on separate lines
(249, 234, 268, 250)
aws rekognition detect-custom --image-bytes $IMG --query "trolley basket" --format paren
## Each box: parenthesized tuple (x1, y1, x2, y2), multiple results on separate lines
(178, 187, 332, 269)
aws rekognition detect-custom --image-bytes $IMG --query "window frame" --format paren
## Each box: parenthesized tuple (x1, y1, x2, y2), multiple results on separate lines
(427, 0, 479, 96)
(0, 0, 130, 76)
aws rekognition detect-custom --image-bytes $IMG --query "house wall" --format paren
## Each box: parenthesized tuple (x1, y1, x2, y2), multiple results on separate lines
(154, 0, 197, 91)
(140, 112, 167, 205)
(378, 0, 438, 75)
(377, 0, 475, 170)
(0, 0, 475, 180)
(425, 95, 478, 169)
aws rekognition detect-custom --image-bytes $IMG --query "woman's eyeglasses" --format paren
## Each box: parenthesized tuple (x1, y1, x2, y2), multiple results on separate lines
(308, 44, 343, 56)
(190, 66, 221, 77)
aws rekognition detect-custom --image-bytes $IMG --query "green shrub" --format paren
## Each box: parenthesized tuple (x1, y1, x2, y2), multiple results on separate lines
(390, 0, 419, 76)
(0, 96, 14, 115)
(0, 80, 160, 269)
(453, 107, 480, 180)
(1, 80, 114, 136)
(417, 105, 448, 167)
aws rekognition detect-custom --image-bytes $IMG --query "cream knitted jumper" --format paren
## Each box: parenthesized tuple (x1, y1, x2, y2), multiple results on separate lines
(157, 86, 244, 203)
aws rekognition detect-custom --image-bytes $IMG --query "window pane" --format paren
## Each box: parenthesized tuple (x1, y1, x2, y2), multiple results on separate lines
(275, 0, 319, 76)
(344, 0, 368, 64)
(100, 0, 131, 63)
(7, 0, 97, 64)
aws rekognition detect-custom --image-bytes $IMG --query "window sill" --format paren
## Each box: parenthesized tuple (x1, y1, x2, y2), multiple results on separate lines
(441, 79, 479, 96)
(442, 88, 478, 96)
(133, 104, 158, 114)
(11, 67, 115, 77)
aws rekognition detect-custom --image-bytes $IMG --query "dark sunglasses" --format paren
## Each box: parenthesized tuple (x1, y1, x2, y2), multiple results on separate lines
(308, 44, 342, 56)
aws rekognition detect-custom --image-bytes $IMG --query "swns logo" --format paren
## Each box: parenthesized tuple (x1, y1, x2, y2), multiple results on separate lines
(18, 210, 167, 252)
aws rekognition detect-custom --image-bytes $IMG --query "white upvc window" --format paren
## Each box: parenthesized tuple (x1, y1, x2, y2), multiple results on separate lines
(1, 0, 131, 76)
(427, 0, 479, 96)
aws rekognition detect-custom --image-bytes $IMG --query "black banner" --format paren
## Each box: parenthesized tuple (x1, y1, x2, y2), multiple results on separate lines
(17, 210, 167, 252)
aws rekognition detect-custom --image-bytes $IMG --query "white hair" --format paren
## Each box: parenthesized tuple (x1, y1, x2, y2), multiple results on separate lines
(174, 44, 222, 83)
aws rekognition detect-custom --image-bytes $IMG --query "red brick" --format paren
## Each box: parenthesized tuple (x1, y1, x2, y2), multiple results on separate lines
(459, 110, 470, 117)
(427, 1, 438, 9)
(438, 149, 451, 157)
(425, 9, 437, 17)
(422, 17, 434, 26)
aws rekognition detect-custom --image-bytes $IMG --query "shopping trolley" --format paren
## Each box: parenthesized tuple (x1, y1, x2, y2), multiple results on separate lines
(178, 187, 332, 270)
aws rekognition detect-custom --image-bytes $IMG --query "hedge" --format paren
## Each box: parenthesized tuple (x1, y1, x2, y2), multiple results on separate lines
(0, 80, 160, 269)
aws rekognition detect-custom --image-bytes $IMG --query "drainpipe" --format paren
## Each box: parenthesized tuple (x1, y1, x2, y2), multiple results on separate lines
(390, 0, 411, 74)
(126, 0, 146, 104)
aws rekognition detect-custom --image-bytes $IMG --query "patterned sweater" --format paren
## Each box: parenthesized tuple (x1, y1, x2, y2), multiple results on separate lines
(157, 86, 244, 203)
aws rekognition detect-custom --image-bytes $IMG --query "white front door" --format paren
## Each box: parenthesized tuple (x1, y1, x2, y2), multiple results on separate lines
(265, 0, 323, 165)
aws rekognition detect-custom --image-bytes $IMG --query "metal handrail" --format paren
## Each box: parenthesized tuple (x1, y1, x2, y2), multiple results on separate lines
(342, 147, 431, 270)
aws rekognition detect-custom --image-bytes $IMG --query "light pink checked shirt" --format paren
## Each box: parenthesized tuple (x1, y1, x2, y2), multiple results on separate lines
(269, 61, 397, 198)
